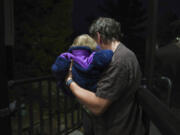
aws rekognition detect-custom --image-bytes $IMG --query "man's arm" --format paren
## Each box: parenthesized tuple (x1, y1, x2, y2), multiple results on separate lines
(68, 81, 112, 116)
(65, 60, 112, 116)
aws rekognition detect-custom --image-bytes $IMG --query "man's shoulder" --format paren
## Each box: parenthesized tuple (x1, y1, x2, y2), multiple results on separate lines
(113, 43, 137, 62)
(116, 43, 135, 54)
(156, 44, 179, 57)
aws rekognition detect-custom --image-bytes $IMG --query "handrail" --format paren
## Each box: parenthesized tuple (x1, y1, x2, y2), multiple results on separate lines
(8, 75, 82, 135)
(137, 87, 180, 135)
(8, 75, 54, 87)
(9, 75, 180, 135)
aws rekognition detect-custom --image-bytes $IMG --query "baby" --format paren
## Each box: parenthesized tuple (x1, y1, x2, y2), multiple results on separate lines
(51, 34, 113, 96)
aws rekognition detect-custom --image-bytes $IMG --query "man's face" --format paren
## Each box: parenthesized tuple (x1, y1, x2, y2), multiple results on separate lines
(94, 37, 106, 50)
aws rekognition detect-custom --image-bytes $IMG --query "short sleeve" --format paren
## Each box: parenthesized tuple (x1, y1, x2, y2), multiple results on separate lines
(95, 61, 129, 101)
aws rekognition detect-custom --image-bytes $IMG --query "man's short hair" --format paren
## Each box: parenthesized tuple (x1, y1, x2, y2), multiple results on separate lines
(89, 17, 122, 44)
(170, 19, 180, 38)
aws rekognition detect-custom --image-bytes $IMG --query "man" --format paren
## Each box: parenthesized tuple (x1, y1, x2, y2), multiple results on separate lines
(71, 0, 147, 72)
(66, 17, 145, 135)
(155, 20, 180, 108)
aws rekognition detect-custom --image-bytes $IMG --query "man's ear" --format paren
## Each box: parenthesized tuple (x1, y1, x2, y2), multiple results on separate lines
(97, 32, 102, 44)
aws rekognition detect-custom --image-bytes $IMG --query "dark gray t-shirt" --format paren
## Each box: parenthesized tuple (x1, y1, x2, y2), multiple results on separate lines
(93, 43, 145, 135)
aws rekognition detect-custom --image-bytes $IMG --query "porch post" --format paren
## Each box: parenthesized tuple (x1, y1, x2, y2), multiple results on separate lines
(0, 0, 12, 134)
(145, 0, 158, 88)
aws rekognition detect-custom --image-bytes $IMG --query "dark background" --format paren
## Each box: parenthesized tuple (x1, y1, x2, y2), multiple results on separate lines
(8, 0, 180, 80)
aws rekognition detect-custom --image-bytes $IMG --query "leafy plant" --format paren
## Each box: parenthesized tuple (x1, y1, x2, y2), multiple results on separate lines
(14, 0, 73, 78)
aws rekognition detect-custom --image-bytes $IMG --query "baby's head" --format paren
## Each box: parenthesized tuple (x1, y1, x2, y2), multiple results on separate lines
(71, 34, 97, 50)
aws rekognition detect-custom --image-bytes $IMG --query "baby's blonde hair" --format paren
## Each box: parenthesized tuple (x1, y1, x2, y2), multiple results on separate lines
(72, 34, 97, 50)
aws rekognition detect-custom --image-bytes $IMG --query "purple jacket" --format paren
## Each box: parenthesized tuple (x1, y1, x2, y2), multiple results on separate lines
(51, 46, 113, 96)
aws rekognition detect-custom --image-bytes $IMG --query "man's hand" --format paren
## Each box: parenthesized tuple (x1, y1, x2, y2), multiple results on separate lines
(64, 59, 111, 116)
(66, 59, 73, 82)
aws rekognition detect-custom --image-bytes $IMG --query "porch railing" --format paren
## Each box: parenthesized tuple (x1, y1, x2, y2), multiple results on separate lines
(8, 75, 82, 135)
